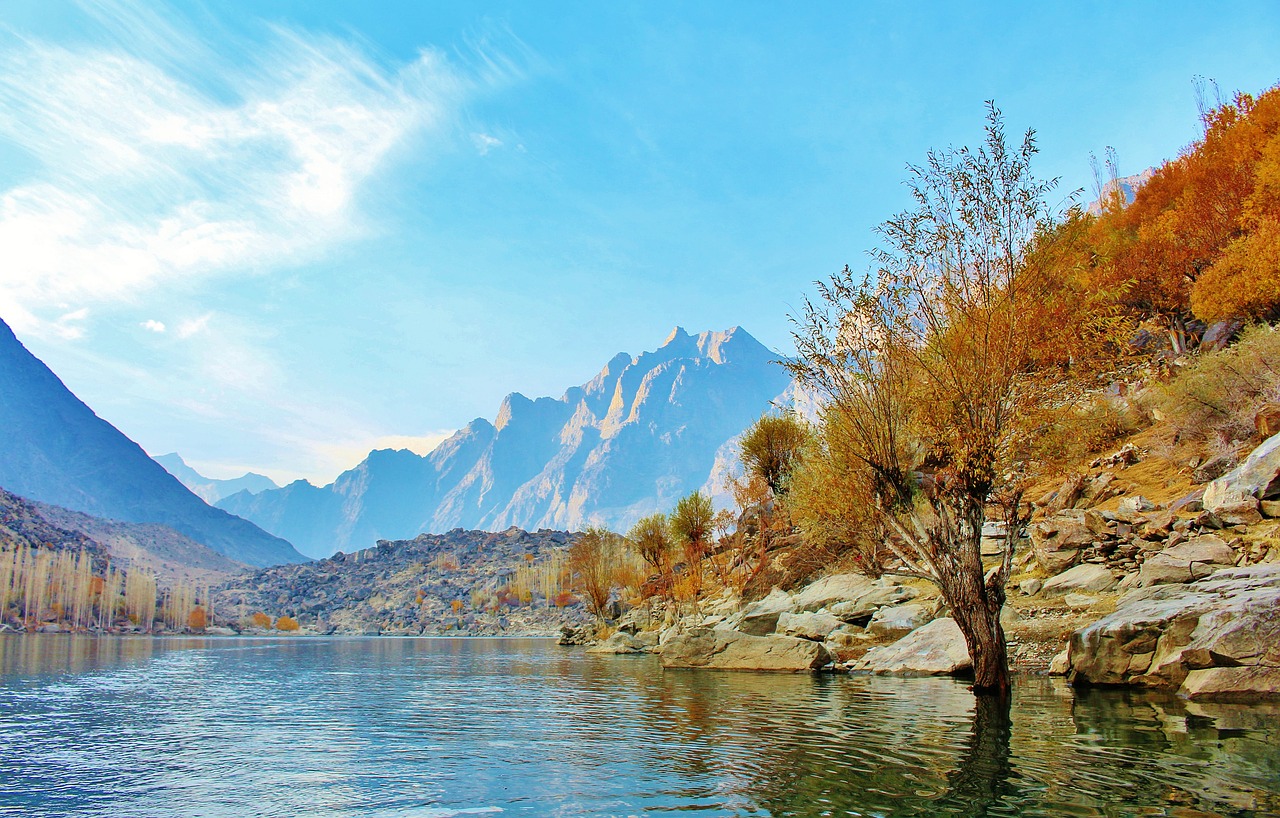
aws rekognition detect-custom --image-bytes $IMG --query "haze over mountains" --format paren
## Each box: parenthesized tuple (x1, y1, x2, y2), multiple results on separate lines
(0, 318, 306, 567)
(221, 327, 793, 558)
(152, 453, 278, 504)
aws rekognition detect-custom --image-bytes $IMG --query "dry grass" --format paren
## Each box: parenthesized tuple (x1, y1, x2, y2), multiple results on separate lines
(1142, 323, 1280, 469)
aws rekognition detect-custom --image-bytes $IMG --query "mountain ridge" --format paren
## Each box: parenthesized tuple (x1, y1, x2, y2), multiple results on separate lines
(221, 326, 792, 557)
(0, 317, 307, 567)
(153, 453, 278, 504)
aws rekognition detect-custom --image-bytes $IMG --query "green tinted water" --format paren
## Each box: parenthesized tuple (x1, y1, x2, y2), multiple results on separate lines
(0, 636, 1276, 816)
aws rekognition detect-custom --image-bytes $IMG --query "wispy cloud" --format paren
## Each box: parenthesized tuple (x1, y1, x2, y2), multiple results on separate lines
(0, 0, 518, 337)
(141, 319, 166, 333)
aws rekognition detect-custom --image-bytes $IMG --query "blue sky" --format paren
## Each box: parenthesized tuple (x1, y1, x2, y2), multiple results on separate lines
(3, 1, 1279, 485)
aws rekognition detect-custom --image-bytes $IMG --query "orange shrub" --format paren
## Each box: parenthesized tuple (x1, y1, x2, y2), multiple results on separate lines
(187, 607, 207, 631)
(248, 611, 272, 629)
(275, 615, 300, 632)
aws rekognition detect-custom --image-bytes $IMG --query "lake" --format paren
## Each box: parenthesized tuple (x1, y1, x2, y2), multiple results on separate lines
(0, 636, 1276, 817)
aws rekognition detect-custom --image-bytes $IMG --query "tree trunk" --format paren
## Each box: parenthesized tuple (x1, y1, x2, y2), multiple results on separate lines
(941, 513, 1012, 698)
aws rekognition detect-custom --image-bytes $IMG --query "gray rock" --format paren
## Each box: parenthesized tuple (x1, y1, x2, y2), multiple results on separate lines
(1030, 511, 1094, 573)
(736, 588, 795, 636)
(809, 577, 918, 622)
(866, 603, 931, 640)
(1137, 535, 1236, 587)
(1049, 649, 1070, 676)
(1041, 564, 1117, 597)
(851, 617, 971, 676)
(586, 631, 644, 654)
(1064, 593, 1100, 609)
(1204, 431, 1280, 513)
(791, 573, 878, 612)
(776, 610, 844, 641)
(660, 629, 831, 671)
(1068, 564, 1280, 699)
(1118, 495, 1156, 516)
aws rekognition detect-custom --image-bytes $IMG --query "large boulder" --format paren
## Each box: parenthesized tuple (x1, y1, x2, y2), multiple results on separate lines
(586, 631, 645, 654)
(1030, 510, 1096, 573)
(825, 579, 918, 622)
(1137, 535, 1236, 587)
(1068, 564, 1280, 699)
(1204, 431, 1280, 521)
(735, 588, 795, 636)
(660, 629, 831, 671)
(851, 617, 972, 676)
(1041, 563, 1118, 596)
(865, 603, 931, 640)
(776, 610, 844, 641)
(791, 574, 878, 612)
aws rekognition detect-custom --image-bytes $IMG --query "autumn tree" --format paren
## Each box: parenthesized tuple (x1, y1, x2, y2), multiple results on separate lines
(786, 409, 885, 577)
(669, 491, 714, 603)
(739, 412, 810, 498)
(627, 513, 673, 573)
(790, 103, 1056, 697)
(569, 527, 622, 623)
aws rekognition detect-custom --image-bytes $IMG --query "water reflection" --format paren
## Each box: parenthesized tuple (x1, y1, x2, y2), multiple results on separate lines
(0, 637, 1276, 817)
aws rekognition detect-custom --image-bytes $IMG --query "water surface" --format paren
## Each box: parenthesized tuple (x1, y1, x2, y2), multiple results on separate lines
(0, 636, 1276, 817)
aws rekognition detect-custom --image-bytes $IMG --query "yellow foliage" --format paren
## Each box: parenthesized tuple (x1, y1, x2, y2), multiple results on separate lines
(275, 615, 300, 632)
(187, 606, 208, 631)
(248, 611, 272, 629)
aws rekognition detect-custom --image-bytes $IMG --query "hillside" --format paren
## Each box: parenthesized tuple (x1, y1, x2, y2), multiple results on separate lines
(33, 500, 248, 587)
(0, 317, 307, 567)
(213, 527, 590, 635)
(221, 326, 792, 558)
(0, 487, 108, 565)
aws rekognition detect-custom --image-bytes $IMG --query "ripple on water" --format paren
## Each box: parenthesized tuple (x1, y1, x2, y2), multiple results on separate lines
(0, 636, 1277, 817)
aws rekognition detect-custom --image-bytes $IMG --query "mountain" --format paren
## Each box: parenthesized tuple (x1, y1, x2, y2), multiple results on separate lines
(221, 326, 793, 558)
(1086, 168, 1156, 215)
(0, 317, 307, 567)
(153, 453, 278, 504)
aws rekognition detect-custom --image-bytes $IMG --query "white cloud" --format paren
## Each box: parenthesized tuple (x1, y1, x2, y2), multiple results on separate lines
(0, 2, 515, 338)
(141, 319, 166, 333)
(471, 132, 504, 155)
(176, 313, 212, 339)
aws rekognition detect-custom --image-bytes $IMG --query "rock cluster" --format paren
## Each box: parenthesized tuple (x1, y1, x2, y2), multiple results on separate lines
(1068, 565, 1280, 700)
(213, 528, 592, 636)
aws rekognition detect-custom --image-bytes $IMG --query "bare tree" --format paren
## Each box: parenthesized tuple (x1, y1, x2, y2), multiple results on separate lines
(789, 102, 1057, 696)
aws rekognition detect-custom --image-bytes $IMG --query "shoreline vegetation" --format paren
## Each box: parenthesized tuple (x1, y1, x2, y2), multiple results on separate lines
(4, 85, 1280, 702)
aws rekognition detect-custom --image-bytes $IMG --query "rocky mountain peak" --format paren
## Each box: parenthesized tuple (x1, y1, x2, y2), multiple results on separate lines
(220, 326, 793, 557)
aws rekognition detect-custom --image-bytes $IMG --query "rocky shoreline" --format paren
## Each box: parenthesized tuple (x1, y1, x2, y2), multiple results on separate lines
(562, 431, 1280, 702)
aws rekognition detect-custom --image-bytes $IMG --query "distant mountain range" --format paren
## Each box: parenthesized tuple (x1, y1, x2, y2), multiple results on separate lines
(0, 317, 306, 567)
(153, 453, 278, 504)
(221, 327, 794, 558)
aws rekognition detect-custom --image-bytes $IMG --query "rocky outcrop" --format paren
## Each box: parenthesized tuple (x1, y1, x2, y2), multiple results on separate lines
(865, 603, 931, 640)
(1040, 563, 1117, 596)
(1068, 565, 1280, 700)
(1029, 510, 1098, 573)
(852, 617, 971, 676)
(1136, 536, 1237, 586)
(586, 631, 645, 654)
(214, 527, 592, 636)
(1203, 431, 1280, 525)
(736, 588, 795, 635)
(776, 610, 843, 641)
(660, 628, 831, 671)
